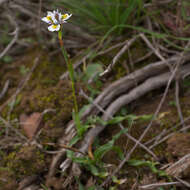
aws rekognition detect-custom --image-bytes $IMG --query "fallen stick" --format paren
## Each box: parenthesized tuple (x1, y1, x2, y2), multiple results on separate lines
(139, 181, 181, 189)
(65, 54, 190, 137)
(77, 54, 190, 120)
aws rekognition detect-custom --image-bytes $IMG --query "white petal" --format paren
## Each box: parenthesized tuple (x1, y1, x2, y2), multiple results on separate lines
(49, 11, 59, 24)
(62, 13, 72, 21)
(47, 11, 54, 17)
(58, 12, 63, 21)
(46, 11, 58, 24)
(41, 16, 51, 24)
(53, 10, 58, 14)
(48, 24, 60, 32)
(54, 24, 61, 31)
(51, 16, 58, 24)
(54, 9, 60, 14)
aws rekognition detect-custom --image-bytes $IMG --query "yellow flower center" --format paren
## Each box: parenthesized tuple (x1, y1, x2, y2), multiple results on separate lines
(62, 14, 68, 20)
(47, 16, 52, 21)
(47, 16, 54, 24)
(52, 25, 58, 29)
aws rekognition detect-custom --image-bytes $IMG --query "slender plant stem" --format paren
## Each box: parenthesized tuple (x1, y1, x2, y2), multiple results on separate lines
(58, 31, 79, 115)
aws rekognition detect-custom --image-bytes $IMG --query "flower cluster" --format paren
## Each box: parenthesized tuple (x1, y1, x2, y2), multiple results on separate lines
(41, 10, 72, 32)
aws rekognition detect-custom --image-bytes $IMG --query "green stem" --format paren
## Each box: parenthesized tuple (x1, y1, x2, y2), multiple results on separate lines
(58, 30, 79, 115)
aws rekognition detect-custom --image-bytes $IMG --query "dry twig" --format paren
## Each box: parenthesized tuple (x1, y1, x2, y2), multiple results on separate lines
(0, 14, 19, 59)
(0, 56, 40, 112)
(77, 54, 190, 120)
(139, 182, 181, 189)
(0, 80, 10, 100)
(100, 35, 139, 76)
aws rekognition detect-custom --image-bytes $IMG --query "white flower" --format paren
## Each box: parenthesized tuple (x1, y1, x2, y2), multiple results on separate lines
(48, 24, 61, 32)
(41, 10, 72, 32)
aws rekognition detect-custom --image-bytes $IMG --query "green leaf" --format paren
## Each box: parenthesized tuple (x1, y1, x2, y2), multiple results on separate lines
(83, 63, 103, 81)
(183, 78, 190, 87)
(127, 159, 153, 167)
(66, 150, 75, 158)
(88, 186, 104, 190)
(86, 116, 106, 126)
(67, 151, 90, 164)
(40, 184, 49, 190)
(69, 135, 81, 146)
(79, 104, 91, 117)
(94, 140, 114, 160)
(72, 111, 83, 136)
(88, 164, 99, 176)
(107, 116, 129, 125)
(94, 129, 126, 161)
(79, 183, 85, 190)
(2, 55, 12, 63)
(87, 186, 97, 190)
(112, 146, 124, 160)
(137, 114, 154, 121)
(88, 164, 108, 178)
(0, 167, 9, 171)
(168, 101, 176, 107)
(127, 159, 167, 176)
(87, 187, 95, 190)
(112, 175, 127, 185)
(8, 94, 22, 108)
(19, 65, 30, 75)
(87, 85, 101, 97)
(75, 177, 86, 190)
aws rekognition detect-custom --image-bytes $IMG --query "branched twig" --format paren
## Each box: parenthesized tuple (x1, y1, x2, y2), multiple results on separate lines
(0, 80, 10, 100)
(100, 35, 139, 76)
(133, 51, 153, 64)
(60, 51, 93, 80)
(0, 115, 27, 141)
(139, 33, 173, 71)
(166, 153, 190, 179)
(59, 41, 98, 80)
(140, 33, 165, 62)
(0, 14, 19, 59)
(0, 56, 40, 112)
(175, 177, 190, 188)
(0, 0, 7, 5)
(175, 80, 185, 127)
(149, 124, 190, 149)
(77, 54, 190, 120)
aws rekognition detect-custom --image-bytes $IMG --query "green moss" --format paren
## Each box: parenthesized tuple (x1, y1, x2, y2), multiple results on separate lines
(3, 145, 46, 180)
(30, 53, 66, 88)
(115, 66, 127, 80)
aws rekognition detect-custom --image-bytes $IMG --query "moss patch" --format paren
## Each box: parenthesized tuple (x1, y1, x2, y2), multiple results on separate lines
(0, 145, 45, 189)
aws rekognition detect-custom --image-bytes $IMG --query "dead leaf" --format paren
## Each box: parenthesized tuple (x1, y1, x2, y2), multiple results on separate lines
(20, 113, 42, 140)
